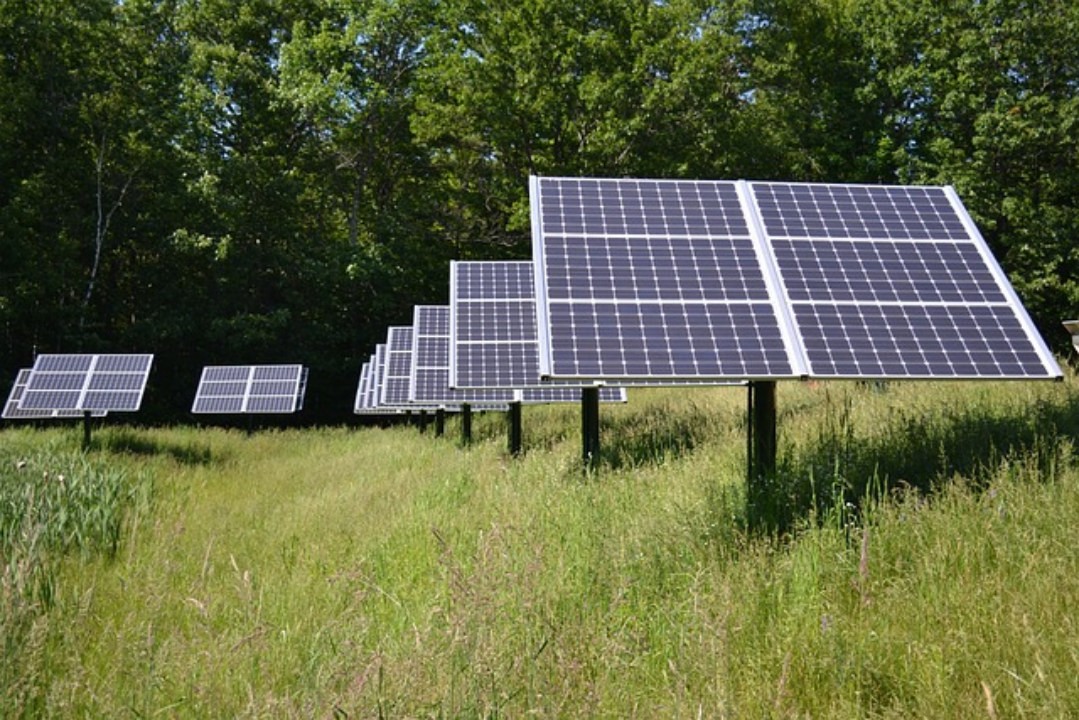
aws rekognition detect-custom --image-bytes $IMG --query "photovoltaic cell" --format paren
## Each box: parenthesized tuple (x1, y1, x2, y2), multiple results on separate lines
(749, 182, 1061, 379)
(191, 364, 307, 414)
(18, 354, 154, 413)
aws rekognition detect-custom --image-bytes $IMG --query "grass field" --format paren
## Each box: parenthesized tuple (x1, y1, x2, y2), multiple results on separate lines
(3, 375, 1079, 717)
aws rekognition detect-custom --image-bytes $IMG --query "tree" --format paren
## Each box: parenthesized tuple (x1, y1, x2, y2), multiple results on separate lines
(856, 0, 1079, 345)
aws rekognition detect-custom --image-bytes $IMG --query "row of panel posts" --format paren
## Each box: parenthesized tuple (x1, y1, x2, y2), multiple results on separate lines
(399, 383, 778, 488)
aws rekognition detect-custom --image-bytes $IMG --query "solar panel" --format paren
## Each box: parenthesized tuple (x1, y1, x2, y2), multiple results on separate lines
(191, 365, 308, 414)
(3, 369, 108, 420)
(748, 182, 1062, 379)
(411, 305, 518, 406)
(531, 176, 1062, 382)
(450, 262, 633, 402)
(377, 326, 448, 412)
(530, 178, 802, 382)
(18, 354, 154, 413)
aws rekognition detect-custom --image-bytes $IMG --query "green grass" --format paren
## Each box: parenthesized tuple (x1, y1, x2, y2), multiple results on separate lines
(2, 375, 1079, 717)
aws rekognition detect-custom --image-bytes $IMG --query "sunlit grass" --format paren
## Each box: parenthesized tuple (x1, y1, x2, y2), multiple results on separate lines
(2, 373, 1078, 716)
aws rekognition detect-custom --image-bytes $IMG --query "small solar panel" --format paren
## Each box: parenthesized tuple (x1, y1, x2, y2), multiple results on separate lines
(191, 365, 307, 414)
(532, 176, 1062, 382)
(411, 306, 517, 406)
(18, 354, 154, 413)
(356, 345, 406, 414)
(3, 369, 108, 420)
(748, 182, 1062, 379)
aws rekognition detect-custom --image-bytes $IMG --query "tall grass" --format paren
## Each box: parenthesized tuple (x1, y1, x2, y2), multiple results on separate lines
(0, 431, 155, 715)
(1, 374, 1078, 717)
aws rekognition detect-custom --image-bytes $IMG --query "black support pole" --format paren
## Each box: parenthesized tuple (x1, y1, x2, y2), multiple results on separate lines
(418, 410, 428, 434)
(508, 401, 523, 456)
(435, 407, 445, 437)
(581, 387, 600, 471)
(747, 380, 778, 525)
(82, 411, 92, 451)
(461, 403, 473, 445)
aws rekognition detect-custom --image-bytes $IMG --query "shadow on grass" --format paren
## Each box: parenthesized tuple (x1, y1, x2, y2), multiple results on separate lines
(749, 386, 1079, 534)
(92, 428, 217, 466)
(599, 397, 737, 470)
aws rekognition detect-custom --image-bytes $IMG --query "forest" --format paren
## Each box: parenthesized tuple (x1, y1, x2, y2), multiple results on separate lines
(2, 0, 1078, 422)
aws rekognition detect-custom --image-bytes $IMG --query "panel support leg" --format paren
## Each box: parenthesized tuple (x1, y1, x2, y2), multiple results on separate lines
(461, 403, 472, 445)
(582, 387, 600, 472)
(508, 401, 523, 457)
(747, 380, 777, 526)
(435, 407, 445, 437)
(82, 411, 92, 451)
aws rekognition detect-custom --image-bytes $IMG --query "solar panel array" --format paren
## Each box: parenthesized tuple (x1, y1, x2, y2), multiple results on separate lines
(531, 176, 1062, 382)
(191, 365, 308, 414)
(13, 354, 154, 413)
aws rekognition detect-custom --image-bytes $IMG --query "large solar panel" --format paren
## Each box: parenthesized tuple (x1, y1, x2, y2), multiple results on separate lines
(3, 369, 108, 419)
(17, 354, 154, 412)
(530, 178, 801, 382)
(748, 182, 1061, 379)
(191, 365, 308, 414)
(531, 176, 1062, 382)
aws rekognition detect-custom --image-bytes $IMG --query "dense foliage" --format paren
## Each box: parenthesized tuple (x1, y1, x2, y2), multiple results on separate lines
(2, 0, 1077, 420)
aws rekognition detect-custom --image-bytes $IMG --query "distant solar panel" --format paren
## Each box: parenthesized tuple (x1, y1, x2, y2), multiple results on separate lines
(531, 176, 1062, 382)
(18, 354, 154, 412)
(191, 364, 308, 414)
(411, 305, 517, 406)
(450, 262, 630, 402)
(376, 327, 448, 412)
(3, 369, 108, 420)
(380, 327, 415, 407)
(748, 182, 1061, 379)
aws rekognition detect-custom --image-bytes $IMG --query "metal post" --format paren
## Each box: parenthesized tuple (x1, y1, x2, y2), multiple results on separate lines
(435, 407, 445, 437)
(418, 410, 428, 434)
(582, 387, 600, 471)
(752, 381, 777, 478)
(461, 403, 472, 445)
(82, 411, 92, 451)
(508, 401, 523, 457)
(747, 380, 777, 526)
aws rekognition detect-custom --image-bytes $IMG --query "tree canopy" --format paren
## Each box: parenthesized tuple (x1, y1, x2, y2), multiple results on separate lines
(2, 0, 1077, 421)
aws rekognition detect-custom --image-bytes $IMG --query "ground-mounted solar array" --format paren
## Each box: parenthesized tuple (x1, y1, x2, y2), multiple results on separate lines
(13, 354, 155, 413)
(192, 365, 309, 414)
(531, 176, 1062, 383)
